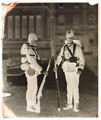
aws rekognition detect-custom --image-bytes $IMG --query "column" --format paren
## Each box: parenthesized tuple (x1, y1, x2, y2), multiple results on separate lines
(8, 16, 13, 39)
(50, 15, 55, 57)
(22, 15, 27, 39)
(15, 16, 20, 39)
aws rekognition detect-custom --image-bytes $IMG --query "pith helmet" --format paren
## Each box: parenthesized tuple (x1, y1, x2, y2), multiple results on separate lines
(66, 29, 74, 38)
(28, 33, 38, 44)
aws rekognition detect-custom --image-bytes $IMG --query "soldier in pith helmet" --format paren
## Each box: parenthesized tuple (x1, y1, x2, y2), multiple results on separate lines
(55, 29, 85, 112)
(20, 33, 44, 113)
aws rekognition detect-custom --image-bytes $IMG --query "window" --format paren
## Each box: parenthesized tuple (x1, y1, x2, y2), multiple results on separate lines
(89, 39, 94, 44)
(59, 3, 63, 9)
(74, 5, 79, 9)
(73, 14, 80, 27)
(58, 15, 65, 26)
(88, 14, 96, 25)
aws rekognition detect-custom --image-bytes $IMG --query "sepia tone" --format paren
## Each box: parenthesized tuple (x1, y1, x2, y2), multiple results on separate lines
(2, 3, 98, 117)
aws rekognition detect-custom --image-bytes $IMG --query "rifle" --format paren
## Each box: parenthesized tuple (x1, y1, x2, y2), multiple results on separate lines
(54, 59, 61, 111)
(36, 59, 51, 112)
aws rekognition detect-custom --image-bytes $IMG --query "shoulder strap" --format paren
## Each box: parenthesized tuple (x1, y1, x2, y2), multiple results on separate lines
(62, 45, 65, 56)
(73, 44, 76, 56)
(64, 44, 76, 57)
(65, 45, 73, 57)
(30, 46, 39, 60)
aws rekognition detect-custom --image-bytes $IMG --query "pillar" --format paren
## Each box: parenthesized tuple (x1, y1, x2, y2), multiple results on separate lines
(50, 15, 55, 57)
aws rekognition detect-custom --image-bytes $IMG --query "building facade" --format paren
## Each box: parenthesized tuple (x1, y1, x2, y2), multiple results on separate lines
(54, 3, 98, 55)
(3, 3, 98, 64)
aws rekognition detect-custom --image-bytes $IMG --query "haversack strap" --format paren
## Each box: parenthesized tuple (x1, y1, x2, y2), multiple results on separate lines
(63, 43, 76, 57)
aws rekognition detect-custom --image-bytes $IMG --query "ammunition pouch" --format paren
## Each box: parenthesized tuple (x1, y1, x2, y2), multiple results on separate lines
(69, 57, 78, 63)
(62, 56, 79, 67)
(27, 66, 35, 76)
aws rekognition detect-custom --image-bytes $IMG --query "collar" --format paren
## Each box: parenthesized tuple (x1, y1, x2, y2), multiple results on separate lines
(67, 42, 74, 47)
(29, 45, 36, 50)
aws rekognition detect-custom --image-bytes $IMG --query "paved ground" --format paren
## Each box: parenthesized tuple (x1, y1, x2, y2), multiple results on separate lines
(85, 54, 98, 77)
(3, 55, 98, 118)
(3, 86, 98, 118)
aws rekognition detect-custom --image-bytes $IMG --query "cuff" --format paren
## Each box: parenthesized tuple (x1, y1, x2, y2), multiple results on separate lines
(78, 68, 83, 72)
(41, 69, 45, 74)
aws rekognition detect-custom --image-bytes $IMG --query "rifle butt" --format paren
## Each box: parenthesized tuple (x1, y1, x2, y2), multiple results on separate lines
(58, 108, 61, 111)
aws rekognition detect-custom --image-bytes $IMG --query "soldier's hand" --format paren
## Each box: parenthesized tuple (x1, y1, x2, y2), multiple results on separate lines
(35, 71, 40, 76)
(77, 68, 83, 75)
(77, 71, 82, 75)
(54, 67, 57, 73)
(43, 71, 48, 75)
(54, 64, 58, 72)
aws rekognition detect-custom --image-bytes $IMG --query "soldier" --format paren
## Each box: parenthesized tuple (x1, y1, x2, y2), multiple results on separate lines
(20, 33, 45, 113)
(55, 29, 85, 112)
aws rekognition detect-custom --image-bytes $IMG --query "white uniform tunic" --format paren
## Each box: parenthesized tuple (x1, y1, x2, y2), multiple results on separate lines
(55, 41, 85, 105)
(21, 44, 42, 108)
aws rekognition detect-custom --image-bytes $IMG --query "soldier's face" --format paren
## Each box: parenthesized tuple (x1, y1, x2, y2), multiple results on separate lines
(65, 36, 73, 43)
(30, 40, 38, 46)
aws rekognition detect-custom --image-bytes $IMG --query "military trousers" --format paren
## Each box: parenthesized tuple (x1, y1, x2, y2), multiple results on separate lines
(64, 72, 80, 105)
(25, 73, 38, 108)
